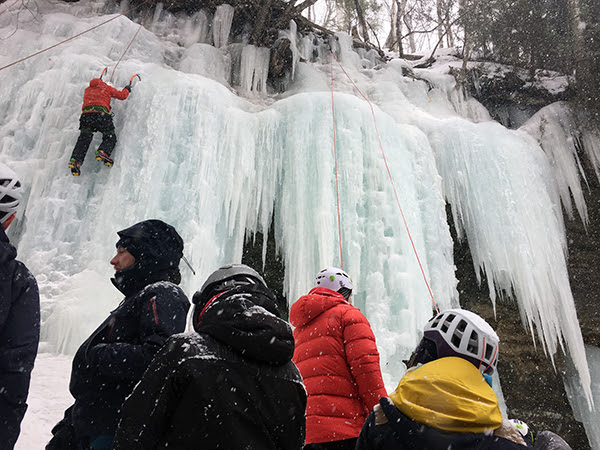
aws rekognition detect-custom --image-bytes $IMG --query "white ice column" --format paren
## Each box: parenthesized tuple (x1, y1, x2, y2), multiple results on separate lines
(213, 4, 234, 48)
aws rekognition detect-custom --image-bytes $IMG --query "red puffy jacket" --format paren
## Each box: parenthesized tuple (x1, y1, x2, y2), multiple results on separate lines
(289, 287, 387, 444)
(81, 78, 129, 112)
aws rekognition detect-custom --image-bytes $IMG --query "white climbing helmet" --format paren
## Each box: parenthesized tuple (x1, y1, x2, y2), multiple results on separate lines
(0, 163, 23, 225)
(314, 267, 354, 292)
(510, 419, 530, 437)
(423, 308, 499, 374)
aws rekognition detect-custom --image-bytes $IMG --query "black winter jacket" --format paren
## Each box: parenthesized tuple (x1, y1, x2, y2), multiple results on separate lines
(69, 280, 189, 438)
(48, 278, 189, 446)
(0, 227, 40, 450)
(112, 283, 307, 450)
(356, 397, 527, 450)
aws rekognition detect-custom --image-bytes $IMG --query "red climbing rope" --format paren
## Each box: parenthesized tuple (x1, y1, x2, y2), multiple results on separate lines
(329, 51, 439, 314)
(0, 1, 149, 73)
(0, 0, 20, 17)
(110, 22, 143, 82)
(330, 53, 345, 270)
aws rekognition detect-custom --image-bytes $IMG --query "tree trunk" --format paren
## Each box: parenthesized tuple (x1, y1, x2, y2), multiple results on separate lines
(568, 0, 599, 111)
(436, 0, 445, 48)
(250, 0, 274, 45)
(353, 0, 370, 43)
(384, 0, 398, 51)
(402, 0, 415, 54)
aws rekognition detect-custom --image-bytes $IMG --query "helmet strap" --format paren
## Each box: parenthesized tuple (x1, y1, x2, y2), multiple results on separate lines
(1, 212, 16, 230)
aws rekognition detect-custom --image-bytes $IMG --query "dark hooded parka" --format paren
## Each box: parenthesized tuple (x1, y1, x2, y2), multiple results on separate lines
(48, 220, 189, 445)
(112, 281, 307, 450)
(0, 226, 40, 450)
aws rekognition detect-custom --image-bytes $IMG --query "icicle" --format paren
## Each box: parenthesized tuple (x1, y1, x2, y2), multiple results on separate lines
(239, 45, 270, 94)
(152, 3, 163, 27)
(212, 4, 234, 49)
(182, 11, 210, 47)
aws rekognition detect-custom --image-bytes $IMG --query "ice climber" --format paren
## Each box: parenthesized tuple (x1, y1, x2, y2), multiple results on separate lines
(0, 163, 40, 450)
(289, 267, 387, 450)
(355, 308, 530, 449)
(68, 75, 131, 176)
(111, 263, 307, 449)
(46, 219, 189, 450)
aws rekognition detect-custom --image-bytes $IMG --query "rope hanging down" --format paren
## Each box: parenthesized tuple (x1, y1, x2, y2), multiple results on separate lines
(0, 0, 149, 73)
(110, 22, 144, 82)
(329, 51, 439, 314)
(330, 54, 345, 270)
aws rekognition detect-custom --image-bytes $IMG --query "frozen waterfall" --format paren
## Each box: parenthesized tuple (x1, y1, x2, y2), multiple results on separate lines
(1, 1, 599, 446)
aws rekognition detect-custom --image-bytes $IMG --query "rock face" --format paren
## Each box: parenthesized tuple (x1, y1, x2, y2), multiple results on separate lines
(455, 63, 575, 129)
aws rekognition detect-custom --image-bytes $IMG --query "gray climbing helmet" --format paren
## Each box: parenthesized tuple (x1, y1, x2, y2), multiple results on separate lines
(192, 263, 266, 308)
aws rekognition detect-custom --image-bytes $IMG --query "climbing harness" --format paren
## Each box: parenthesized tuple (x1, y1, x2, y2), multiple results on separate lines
(329, 51, 439, 313)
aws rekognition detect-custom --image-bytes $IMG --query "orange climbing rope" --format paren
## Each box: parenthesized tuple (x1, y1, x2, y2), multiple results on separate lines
(0, 1, 149, 73)
(329, 51, 439, 314)
(0, 0, 20, 17)
(330, 54, 345, 270)
(110, 22, 144, 82)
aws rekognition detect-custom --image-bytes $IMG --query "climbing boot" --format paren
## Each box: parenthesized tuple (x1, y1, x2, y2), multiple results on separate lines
(69, 158, 81, 176)
(95, 150, 113, 167)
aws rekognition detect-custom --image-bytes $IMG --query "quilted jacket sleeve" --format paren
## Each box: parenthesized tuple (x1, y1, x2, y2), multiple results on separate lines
(342, 307, 387, 411)
(106, 83, 130, 101)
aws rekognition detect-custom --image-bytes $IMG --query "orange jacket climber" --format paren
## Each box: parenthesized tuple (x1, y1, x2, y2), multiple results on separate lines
(68, 76, 132, 176)
(81, 78, 129, 113)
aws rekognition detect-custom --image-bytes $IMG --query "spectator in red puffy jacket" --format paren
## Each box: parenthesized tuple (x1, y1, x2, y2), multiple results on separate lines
(289, 267, 387, 450)
(68, 75, 131, 176)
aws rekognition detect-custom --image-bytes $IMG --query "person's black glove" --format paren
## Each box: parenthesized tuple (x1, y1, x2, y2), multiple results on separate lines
(124, 84, 132, 92)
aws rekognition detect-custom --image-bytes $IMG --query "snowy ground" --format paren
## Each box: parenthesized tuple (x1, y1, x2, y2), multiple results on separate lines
(16, 354, 73, 449)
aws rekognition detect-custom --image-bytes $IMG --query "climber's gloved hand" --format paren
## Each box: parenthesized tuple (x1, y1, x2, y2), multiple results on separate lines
(124, 84, 132, 92)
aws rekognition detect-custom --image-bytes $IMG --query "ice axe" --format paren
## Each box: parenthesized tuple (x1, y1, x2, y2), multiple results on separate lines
(129, 73, 141, 88)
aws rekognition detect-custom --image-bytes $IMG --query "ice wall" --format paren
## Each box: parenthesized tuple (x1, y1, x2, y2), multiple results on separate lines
(565, 345, 600, 449)
(0, 0, 595, 406)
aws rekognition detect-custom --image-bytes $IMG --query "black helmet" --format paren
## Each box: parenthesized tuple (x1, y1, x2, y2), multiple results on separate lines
(192, 263, 266, 309)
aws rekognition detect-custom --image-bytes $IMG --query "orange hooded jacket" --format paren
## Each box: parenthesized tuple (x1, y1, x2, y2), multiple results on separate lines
(81, 78, 129, 113)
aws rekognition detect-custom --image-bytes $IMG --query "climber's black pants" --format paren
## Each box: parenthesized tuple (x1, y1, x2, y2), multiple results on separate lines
(70, 112, 117, 162)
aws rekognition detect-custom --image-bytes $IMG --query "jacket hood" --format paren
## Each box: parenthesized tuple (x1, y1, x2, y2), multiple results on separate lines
(112, 219, 184, 296)
(89, 78, 103, 88)
(289, 286, 348, 328)
(0, 226, 16, 264)
(194, 283, 295, 366)
(389, 356, 502, 433)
